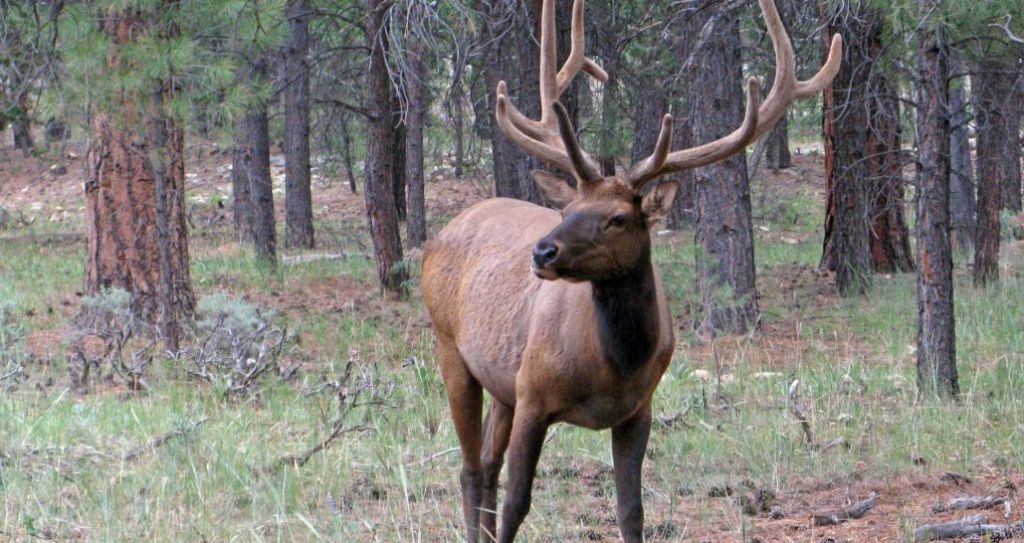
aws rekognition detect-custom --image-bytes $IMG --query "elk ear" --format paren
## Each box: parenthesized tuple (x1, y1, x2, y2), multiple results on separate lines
(641, 181, 679, 221)
(532, 170, 576, 209)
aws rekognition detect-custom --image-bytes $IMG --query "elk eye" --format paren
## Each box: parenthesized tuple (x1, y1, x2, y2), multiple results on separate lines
(608, 214, 628, 228)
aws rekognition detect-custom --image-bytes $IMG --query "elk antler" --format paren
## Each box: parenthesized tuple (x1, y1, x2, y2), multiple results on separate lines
(495, 0, 608, 181)
(627, 0, 843, 188)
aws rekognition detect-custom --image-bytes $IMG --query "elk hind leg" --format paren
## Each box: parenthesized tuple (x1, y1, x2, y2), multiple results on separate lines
(498, 406, 549, 543)
(479, 399, 513, 542)
(437, 338, 484, 542)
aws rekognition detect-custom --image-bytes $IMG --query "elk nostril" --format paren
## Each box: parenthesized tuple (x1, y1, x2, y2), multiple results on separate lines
(532, 241, 559, 267)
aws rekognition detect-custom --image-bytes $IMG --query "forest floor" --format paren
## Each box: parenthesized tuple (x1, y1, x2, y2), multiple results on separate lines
(3, 139, 1024, 542)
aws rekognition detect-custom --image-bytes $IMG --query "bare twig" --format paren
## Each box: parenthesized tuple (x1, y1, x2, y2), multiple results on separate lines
(992, 15, 1024, 45)
(812, 493, 878, 526)
(265, 357, 369, 472)
(0, 363, 23, 382)
(408, 447, 460, 466)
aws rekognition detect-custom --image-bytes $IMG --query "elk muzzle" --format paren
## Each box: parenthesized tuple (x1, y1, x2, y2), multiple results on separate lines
(531, 239, 561, 280)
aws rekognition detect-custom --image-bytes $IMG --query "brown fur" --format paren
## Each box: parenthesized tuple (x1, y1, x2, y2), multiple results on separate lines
(422, 177, 678, 542)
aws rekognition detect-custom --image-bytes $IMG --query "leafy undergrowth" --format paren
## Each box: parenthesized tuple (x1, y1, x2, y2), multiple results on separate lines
(3, 149, 1024, 542)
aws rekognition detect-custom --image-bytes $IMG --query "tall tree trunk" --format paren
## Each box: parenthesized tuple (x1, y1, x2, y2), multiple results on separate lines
(972, 57, 1018, 286)
(914, 3, 958, 399)
(9, 79, 32, 158)
(821, 6, 874, 295)
(690, 3, 759, 335)
(865, 46, 914, 273)
(283, 0, 315, 249)
(763, 118, 791, 170)
(392, 92, 408, 221)
(405, 3, 428, 249)
(480, 0, 541, 203)
(948, 56, 975, 255)
(85, 7, 195, 334)
(820, 8, 912, 278)
(365, 0, 406, 297)
(762, 0, 792, 171)
(340, 113, 358, 194)
(450, 65, 465, 179)
(232, 60, 277, 265)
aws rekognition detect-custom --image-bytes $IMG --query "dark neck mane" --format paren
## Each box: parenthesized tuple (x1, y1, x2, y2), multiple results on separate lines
(591, 252, 660, 375)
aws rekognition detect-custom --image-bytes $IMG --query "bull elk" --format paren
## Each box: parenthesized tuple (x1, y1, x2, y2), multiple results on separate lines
(422, 0, 841, 541)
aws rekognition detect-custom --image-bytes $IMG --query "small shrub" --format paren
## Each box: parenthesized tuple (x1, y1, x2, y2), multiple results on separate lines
(0, 304, 27, 388)
(183, 292, 296, 396)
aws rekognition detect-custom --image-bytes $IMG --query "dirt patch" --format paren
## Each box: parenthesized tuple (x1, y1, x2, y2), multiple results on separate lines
(245, 274, 371, 318)
(1, 142, 489, 241)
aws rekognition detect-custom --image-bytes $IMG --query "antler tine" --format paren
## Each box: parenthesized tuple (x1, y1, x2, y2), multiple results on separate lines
(627, 0, 842, 188)
(556, 0, 609, 95)
(628, 114, 674, 187)
(754, 0, 843, 139)
(554, 102, 601, 182)
(495, 0, 607, 181)
(628, 77, 761, 185)
(496, 93, 577, 175)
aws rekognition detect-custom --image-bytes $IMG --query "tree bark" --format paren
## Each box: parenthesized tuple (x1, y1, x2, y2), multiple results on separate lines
(763, 118, 791, 171)
(822, 6, 873, 295)
(340, 113, 358, 194)
(948, 57, 975, 255)
(392, 92, 408, 221)
(972, 57, 1018, 286)
(405, 4, 428, 249)
(85, 7, 195, 334)
(820, 7, 912, 278)
(450, 64, 465, 179)
(914, 3, 958, 399)
(865, 50, 914, 274)
(283, 0, 315, 249)
(689, 2, 759, 335)
(365, 0, 406, 297)
(480, 0, 541, 203)
(762, 0, 792, 171)
(232, 59, 277, 265)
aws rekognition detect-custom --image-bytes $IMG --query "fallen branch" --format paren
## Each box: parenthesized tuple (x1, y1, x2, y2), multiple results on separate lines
(120, 418, 208, 462)
(939, 471, 972, 486)
(931, 495, 1007, 514)
(787, 380, 848, 452)
(0, 363, 23, 382)
(914, 514, 1024, 542)
(812, 493, 878, 526)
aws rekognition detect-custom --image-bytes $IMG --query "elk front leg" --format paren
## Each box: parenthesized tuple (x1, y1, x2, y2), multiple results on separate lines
(498, 407, 549, 543)
(480, 399, 514, 542)
(611, 403, 652, 543)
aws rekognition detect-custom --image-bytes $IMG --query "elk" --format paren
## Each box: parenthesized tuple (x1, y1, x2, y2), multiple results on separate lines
(421, 1, 841, 541)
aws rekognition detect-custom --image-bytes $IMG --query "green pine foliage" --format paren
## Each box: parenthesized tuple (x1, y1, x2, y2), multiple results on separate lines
(50, 0, 288, 138)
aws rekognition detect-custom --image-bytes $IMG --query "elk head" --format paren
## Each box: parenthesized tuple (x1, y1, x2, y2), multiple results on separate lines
(495, 0, 842, 284)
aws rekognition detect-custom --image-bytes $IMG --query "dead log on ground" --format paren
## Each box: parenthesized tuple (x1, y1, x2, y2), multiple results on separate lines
(914, 514, 1024, 542)
(812, 493, 878, 526)
(930, 495, 1007, 514)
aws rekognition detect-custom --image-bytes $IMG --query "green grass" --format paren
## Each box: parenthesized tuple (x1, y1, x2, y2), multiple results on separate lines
(3, 191, 1024, 541)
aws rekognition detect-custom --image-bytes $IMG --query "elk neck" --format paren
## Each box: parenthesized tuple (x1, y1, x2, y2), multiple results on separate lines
(590, 248, 660, 375)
